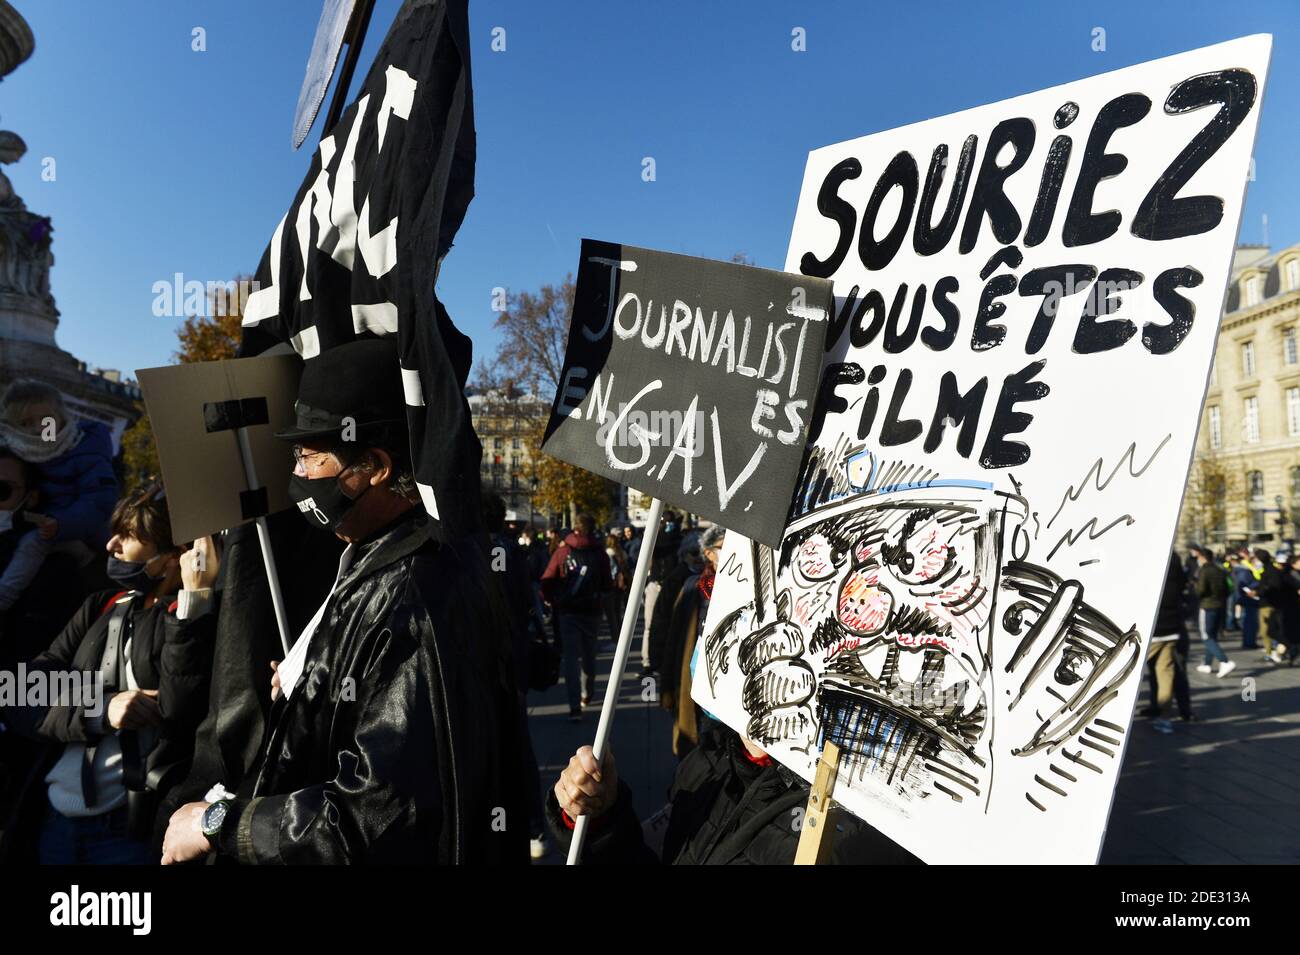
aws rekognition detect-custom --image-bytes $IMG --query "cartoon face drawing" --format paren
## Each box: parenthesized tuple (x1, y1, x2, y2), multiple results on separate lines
(703, 482, 1141, 811)
(783, 493, 1010, 798)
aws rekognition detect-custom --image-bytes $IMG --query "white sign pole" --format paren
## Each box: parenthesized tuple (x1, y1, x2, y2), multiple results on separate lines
(567, 495, 664, 865)
(236, 426, 292, 656)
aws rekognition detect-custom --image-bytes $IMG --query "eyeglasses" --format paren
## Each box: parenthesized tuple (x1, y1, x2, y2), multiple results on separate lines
(292, 445, 343, 470)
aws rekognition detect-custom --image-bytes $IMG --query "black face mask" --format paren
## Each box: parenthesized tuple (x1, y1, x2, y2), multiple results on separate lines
(106, 555, 165, 591)
(288, 470, 364, 533)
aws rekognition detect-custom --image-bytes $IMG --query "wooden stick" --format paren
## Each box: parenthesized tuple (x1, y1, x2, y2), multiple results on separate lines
(793, 740, 841, 865)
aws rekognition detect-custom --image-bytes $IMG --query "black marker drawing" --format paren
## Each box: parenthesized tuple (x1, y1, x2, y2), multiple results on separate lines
(1045, 434, 1172, 530)
(704, 444, 1141, 814)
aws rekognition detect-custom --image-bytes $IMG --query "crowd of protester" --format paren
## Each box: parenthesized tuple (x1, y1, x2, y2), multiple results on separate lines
(14, 347, 1292, 865)
(0, 345, 527, 865)
(1141, 543, 1299, 736)
(0, 344, 895, 867)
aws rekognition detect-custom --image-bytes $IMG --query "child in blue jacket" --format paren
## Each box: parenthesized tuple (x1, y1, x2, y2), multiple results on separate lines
(0, 380, 118, 610)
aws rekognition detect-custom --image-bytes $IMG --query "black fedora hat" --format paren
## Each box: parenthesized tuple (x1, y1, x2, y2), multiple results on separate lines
(274, 337, 408, 442)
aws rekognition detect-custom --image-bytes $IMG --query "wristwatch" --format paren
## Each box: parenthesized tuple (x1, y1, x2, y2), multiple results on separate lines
(200, 796, 232, 841)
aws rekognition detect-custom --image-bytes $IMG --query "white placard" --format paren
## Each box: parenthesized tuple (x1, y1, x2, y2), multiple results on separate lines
(694, 35, 1271, 864)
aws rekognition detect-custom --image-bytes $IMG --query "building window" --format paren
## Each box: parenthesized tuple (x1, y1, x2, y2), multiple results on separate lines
(1209, 474, 1227, 538)
(1248, 470, 1265, 499)
(512, 437, 521, 450)
(1242, 341, 1256, 377)
(1289, 387, 1300, 437)
(1244, 275, 1261, 307)
(1248, 470, 1266, 537)
(1244, 396, 1260, 443)
(1287, 328, 1299, 366)
(1288, 259, 1300, 292)
(1292, 466, 1300, 501)
(1209, 406, 1222, 450)
(494, 437, 503, 450)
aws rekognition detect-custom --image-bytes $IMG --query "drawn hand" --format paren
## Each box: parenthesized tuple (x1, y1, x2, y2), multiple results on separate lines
(1002, 567, 1140, 757)
(736, 620, 816, 751)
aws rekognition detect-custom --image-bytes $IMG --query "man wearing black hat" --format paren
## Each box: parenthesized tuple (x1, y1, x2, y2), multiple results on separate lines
(161, 337, 526, 865)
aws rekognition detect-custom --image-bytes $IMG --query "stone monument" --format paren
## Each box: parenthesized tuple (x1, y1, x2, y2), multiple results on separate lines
(0, 1, 139, 447)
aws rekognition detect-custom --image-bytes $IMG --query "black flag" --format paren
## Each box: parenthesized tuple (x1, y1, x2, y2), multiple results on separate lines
(240, 0, 480, 538)
(165, 0, 480, 815)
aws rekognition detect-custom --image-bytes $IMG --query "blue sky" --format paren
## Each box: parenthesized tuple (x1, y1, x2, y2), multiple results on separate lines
(5, 0, 1297, 378)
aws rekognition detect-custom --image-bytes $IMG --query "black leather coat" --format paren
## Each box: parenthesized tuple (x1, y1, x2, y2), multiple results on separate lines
(212, 515, 527, 864)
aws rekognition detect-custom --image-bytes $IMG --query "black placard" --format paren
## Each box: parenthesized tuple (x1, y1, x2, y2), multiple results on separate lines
(542, 240, 832, 546)
(203, 396, 270, 434)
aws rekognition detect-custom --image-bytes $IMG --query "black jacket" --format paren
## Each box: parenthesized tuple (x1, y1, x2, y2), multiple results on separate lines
(211, 515, 527, 865)
(490, 531, 535, 695)
(1195, 562, 1229, 609)
(1153, 554, 1189, 635)
(162, 510, 344, 823)
(648, 561, 694, 675)
(660, 572, 704, 704)
(0, 523, 88, 669)
(548, 725, 920, 865)
(1, 587, 215, 861)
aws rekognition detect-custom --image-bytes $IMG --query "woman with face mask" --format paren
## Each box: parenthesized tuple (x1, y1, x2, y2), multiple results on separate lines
(0, 484, 218, 864)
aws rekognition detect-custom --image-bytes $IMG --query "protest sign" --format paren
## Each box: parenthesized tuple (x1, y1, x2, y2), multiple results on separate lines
(241, 0, 479, 539)
(541, 240, 833, 547)
(293, 0, 360, 150)
(138, 354, 301, 543)
(693, 35, 1272, 863)
(544, 240, 832, 862)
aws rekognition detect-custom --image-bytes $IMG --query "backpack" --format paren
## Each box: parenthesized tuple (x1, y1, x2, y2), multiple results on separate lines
(561, 546, 602, 612)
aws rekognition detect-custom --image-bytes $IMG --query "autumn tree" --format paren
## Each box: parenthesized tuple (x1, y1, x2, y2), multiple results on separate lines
(121, 276, 251, 491)
(488, 275, 574, 393)
(1180, 452, 1242, 547)
(174, 275, 250, 363)
(489, 275, 617, 523)
(119, 401, 160, 491)
(522, 415, 612, 527)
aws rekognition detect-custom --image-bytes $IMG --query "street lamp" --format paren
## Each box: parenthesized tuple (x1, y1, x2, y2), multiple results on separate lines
(529, 470, 538, 530)
(1275, 494, 1286, 548)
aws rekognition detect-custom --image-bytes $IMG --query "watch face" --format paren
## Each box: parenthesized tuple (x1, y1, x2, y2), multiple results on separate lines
(202, 800, 228, 837)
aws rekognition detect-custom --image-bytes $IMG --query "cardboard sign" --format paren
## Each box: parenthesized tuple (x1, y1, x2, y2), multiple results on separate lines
(138, 355, 302, 542)
(694, 36, 1271, 863)
(541, 241, 832, 547)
